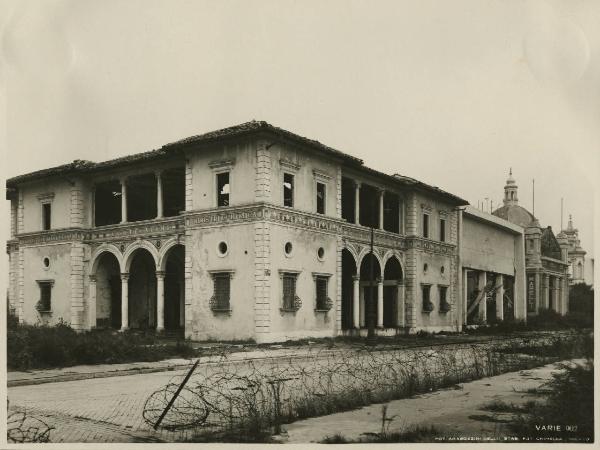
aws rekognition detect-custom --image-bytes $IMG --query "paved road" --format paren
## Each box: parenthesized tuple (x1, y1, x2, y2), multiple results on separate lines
(7, 333, 567, 443)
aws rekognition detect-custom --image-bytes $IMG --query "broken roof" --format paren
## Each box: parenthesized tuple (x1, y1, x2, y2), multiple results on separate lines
(6, 120, 468, 205)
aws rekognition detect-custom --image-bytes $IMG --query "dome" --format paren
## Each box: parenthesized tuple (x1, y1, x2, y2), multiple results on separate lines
(492, 204, 536, 228)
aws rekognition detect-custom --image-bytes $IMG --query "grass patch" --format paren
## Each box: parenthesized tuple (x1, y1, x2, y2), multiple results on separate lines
(509, 359, 594, 442)
(7, 319, 196, 370)
(321, 425, 441, 443)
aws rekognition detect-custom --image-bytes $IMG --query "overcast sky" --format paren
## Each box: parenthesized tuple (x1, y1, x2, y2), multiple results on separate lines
(1, 0, 598, 284)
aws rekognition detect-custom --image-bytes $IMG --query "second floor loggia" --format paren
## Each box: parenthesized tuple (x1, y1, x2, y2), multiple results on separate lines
(94, 167, 186, 227)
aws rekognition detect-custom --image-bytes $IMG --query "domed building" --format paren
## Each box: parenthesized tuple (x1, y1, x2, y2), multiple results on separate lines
(492, 170, 570, 317)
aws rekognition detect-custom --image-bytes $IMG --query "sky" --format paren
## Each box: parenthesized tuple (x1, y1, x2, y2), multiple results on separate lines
(1, 0, 598, 286)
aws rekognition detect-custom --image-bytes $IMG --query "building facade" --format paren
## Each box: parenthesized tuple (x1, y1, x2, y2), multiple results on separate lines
(460, 206, 527, 326)
(560, 215, 588, 286)
(492, 170, 570, 316)
(6, 121, 469, 343)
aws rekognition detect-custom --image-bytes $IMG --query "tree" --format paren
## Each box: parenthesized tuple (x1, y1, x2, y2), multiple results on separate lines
(569, 283, 594, 316)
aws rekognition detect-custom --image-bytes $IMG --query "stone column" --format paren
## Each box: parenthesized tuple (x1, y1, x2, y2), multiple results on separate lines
(156, 271, 165, 332)
(352, 275, 360, 328)
(495, 274, 504, 321)
(156, 170, 163, 219)
(543, 275, 549, 309)
(88, 275, 97, 329)
(354, 182, 361, 225)
(478, 271, 487, 323)
(377, 278, 384, 327)
(359, 283, 365, 327)
(463, 269, 468, 325)
(378, 189, 385, 230)
(120, 273, 129, 331)
(534, 272, 540, 313)
(397, 281, 405, 327)
(120, 177, 128, 223)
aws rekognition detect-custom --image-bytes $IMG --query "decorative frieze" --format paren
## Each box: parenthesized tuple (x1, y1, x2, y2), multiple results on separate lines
(17, 229, 88, 247)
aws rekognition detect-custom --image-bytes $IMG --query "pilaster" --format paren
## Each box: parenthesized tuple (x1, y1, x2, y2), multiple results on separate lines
(254, 221, 271, 335)
(70, 243, 85, 330)
(255, 141, 272, 201)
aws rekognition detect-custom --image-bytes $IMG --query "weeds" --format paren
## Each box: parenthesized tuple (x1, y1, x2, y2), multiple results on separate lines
(509, 359, 594, 442)
(7, 319, 196, 370)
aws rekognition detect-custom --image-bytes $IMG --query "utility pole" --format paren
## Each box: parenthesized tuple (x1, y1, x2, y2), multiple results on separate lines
(367, 222, 376, 343)
(532, 179, 535, 217)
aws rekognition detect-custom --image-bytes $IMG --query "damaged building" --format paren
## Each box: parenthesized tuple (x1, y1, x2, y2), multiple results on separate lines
(6, 121, 555, 342)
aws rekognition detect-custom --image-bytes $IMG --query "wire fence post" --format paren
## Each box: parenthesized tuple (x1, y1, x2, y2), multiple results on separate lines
(154, 359, 200, 430)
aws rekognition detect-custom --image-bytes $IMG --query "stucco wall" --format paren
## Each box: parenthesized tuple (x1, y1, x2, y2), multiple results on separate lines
(265, 223, 338, 342)
(410, 192, 460, 332)
(462, 215, 518, 275)
(22, 244, 72, 325)
(186, 223, 257, 341)
(21, 180, 73, 232)
(268, 143, 340, 218)
(187, 142, 257, 211)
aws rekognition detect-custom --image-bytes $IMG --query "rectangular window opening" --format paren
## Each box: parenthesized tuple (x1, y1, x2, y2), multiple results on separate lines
(283, 173, 294, 207)
(315, 276, 329, 310)
(439, 286, 449, 312)
(217, 172, 230, 207)
(37, 281, 53, 312)
(42, 203, 52, 230)
(316, 182, 326, 214)
(440, 218, 446, 242)
(422, 284, 432, 312)
(423, 213, 430, 238)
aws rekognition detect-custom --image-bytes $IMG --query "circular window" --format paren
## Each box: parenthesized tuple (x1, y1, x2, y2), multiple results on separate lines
(43, 257, 50, 269)
(284, 242, 293, 256)
(317, 247, 325, 260)
(423, 263, 428, 273)
(217, 241, 228, 257)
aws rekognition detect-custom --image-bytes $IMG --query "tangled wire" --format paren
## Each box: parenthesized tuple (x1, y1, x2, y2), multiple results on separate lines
(7, 403, 54, 443)
(143, 332, 588, 439)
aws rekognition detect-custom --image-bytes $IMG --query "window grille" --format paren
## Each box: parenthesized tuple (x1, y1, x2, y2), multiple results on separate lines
(210, 272, 231, 312)
(315, 276, 332, 310)
(36, 281, 53, 312)
(439, 286, 450, 312)
(422, 284, 433, 312)
(282, 273, 301, 311)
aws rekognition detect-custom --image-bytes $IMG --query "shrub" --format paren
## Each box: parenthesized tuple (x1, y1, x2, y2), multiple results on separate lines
(7, 322, 196, 370)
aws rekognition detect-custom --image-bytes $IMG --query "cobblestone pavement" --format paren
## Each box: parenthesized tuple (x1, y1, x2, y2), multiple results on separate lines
(8, 368, 191, 443)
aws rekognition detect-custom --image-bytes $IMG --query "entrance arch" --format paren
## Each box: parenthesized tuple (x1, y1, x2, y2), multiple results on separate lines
(161, 244, 185, 332)
(93, 251, 122, 329)
(127, 248, 157, 329)
(359, 253, 382, 328)
(383, 256, 403, 328)
(341, 248, 357, 330)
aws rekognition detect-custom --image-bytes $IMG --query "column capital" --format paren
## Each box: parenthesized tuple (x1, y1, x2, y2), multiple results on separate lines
(120, 273, 130, 282)
(156, 270, 166, 279)
(119, 176, 128, 185)
(354, 180, 361, 189)
(376, 277, 383, 284)
(155, 169, 163, 177)
(377, 187, 385, 196)
(352, 275, 360, 282)
(89, 275, 97, 283)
